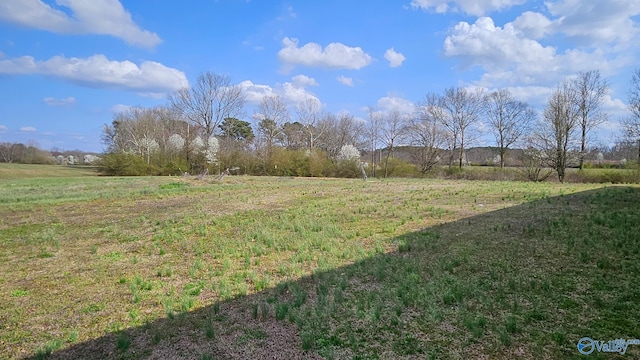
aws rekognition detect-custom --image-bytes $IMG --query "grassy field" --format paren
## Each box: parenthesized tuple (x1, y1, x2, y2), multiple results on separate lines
(1, 164, 639, 359)
(0, 164, 98, 180)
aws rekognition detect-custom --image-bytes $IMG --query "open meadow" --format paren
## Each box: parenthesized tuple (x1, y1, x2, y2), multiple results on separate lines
(1, 164, 639, 359)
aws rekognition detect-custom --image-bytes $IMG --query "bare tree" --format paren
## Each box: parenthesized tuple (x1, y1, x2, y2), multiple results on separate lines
(623, 68, 640, 164)
(411, 97, 448, 173)
(256, 95, 290, 153)
(379, 108, 409, 178)
(484, 89, 536, 168)
(105, 107, 162, 156)
(572, 70, 609, 169)
(316, 112, 364, 162)
(519, 137, 553, 182)
(295, 98, 325, 150)
(169, 71, 245, 173)
(535, 81, 579, 182)
(104, 107, 184, 153)
(438, 87, 485, 169)
(168, 71, 245, 140)
(0, 142, 20, 163)
(366, 106, 382, 177)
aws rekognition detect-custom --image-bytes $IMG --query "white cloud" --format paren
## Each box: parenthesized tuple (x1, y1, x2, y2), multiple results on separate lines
(601, 94, 629, 119)
(20, 126, 37, 132)
(0, 0, 161, 48)
(384, 48, 406, 68)
(278, 37, 373, 71)
(440, 1, 640, 91)
(443, 17, 621, 88)
(502, 86, 554, 107)
(291, 74, 318, 87)
(376, 96, 416, 115)
(239, 80, 276, 103)
(111, 104, 132, 114)
(43, 96, 76, 106)
(410, 0, 526, 16)
(0, 125, 7, 132)
(281, 82, 320, 104)
(545, 0, 640, 44)
(337, 75, 354, 86)
(0, 54, 188, 92)
(511, 11, 552, 39)
(444, 17, 555, 74)
(239, 80, 320, 106)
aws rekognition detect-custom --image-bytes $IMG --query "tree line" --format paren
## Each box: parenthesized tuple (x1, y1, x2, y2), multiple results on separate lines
(0, 142, 100, 165)
(101, 69, 640, 182)
(0, 142, 55, 164)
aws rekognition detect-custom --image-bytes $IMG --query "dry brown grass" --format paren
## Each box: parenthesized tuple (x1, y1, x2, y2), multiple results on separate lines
(2, 174, 637, 359)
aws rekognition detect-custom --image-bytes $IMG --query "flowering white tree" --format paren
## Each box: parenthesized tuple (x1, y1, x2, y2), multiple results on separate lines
(337, 144, 361, 161)
(139, 136, 159, 164)
(167, 134, 185, 152)
(205, 137, 219, 164)
(192, 136, 205, 150)
(191, 136, 220, 165)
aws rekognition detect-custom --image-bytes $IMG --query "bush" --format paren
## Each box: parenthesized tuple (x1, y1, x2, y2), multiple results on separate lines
(269, 148, 310, 176)
(159, 159, 189, 176)
(383, 158, 419, 178)
(335, 159, 360, 178)
(98, 153, 153, 176)
(309, 150, 333, 177)
(569, 169, 640, 184)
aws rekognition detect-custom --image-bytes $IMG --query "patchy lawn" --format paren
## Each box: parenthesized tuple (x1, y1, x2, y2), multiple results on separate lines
(0, 174, 637, 359)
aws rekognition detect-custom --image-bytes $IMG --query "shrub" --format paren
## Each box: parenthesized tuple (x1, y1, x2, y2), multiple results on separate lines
(269, 148, 310, 177)
(335, 159, 360, 178)
(309, 150, 333, 177)
(384, 158, 419, 178)
(98, 153, 151, 176)
(570, 169, 640, 184)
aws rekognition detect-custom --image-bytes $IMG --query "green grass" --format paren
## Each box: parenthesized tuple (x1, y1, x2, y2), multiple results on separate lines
(0, 163, 98, 179)
(0, 170, 638, 359)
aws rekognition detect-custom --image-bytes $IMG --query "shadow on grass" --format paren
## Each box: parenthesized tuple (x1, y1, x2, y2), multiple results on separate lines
(33, 186, 640, 359)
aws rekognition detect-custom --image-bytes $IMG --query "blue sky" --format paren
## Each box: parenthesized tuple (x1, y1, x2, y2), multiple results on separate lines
(0, 0, 638, 152)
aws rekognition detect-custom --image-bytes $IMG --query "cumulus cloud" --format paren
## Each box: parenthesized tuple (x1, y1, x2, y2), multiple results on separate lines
(43, 96, 75, 106)
(239, 78, 320, 106)
(281, 82, 320, 104)
(444, 17, 555, 73)
(511, 11, 552, 39)
(384, 48, 406, 68)
(291, 74, 318, 87)
(545, 0, 640, 44)
(278, 37, 372, 71)
(501, 86, 554, 107)
(20, 126, 37, 132)
(601, 94, 629, 119)
(0, 0, 161, 48)
(0, 54, 188, 92)
(337, 75, 354, 86)
(439, 0, 640, 92)
(376, 96, 416, 115)
(238, 80, 275, 103)
(410, 0, 526, 16)
(443, 17, 620, 88)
